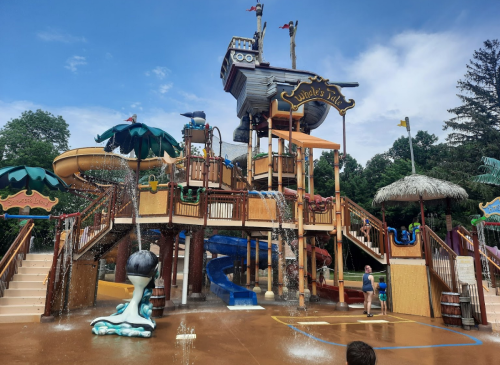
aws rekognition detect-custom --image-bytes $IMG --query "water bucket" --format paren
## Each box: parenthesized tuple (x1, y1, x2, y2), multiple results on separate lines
(441, 292, 459, 303)
(150, 286, 165, 318)
(441, 302, 461, 316)
(442, 314, 462, 327)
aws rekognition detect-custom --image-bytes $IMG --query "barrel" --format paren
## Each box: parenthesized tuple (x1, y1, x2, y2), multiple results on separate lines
(150, 286, 165, 318)
(441, 292, 459, 303)
(442, 314, 462, 327)
(441, 302, 461, 315)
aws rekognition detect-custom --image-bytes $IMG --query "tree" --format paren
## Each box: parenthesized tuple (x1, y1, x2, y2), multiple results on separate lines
(443, 39, 500, 161)
(0, 110, 70, 170)
(387, 130, 443, 170)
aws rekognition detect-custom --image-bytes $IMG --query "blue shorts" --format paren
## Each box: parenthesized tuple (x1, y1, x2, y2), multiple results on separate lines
(379, 293, 387, 301)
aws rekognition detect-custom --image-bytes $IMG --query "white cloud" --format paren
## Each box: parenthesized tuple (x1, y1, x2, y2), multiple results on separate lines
(37, 28, 87, 43)
(146, 66, 170, 80)
(159, 83, 173, 94)
(65, 55, 87, 73)
(130, 102, 143, 111)
(315, 31, 479, 165)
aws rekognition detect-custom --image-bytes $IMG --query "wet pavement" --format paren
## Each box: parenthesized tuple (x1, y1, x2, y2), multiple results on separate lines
(1, 290, 499, 365)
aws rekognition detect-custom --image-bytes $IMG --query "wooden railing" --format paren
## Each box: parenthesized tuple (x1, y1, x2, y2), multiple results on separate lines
(0, 220, 34, 298)
(304, 199, 335, 225)
(426, 225, 484, 324)
(426, 226, 458, 292)
(343, 197, 385, 256)
(229, 36, 254, 50)
(75, 186, 115, 254)
(253, 155, 296, 176)
(115, 185, 133, 218)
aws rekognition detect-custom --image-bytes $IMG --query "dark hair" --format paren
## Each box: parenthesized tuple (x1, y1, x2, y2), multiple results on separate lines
(413, 217, 418, 223)
(379, 277, 385, 283)
(346, 341, 376, 365)
(401, 226, 406, 231)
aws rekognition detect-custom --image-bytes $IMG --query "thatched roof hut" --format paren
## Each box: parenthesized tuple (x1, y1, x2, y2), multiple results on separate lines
(373, 174, 468, 206)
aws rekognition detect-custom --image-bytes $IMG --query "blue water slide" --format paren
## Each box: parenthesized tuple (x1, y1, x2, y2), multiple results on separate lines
(144, 230, 278, 305)
(204, 235, 278, 305)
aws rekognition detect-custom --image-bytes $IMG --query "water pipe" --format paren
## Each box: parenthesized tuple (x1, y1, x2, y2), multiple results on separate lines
(181, 232, 191, 306)
(1, 212, 80, 220)
(471, 216, 486, 226)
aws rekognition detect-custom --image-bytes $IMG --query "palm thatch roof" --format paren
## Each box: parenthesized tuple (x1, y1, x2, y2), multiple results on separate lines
(372, 174, 468, 206)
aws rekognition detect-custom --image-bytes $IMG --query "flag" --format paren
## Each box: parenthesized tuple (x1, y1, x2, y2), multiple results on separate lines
(279, 24, 290, 29)
(246, 6, 256, 11)
(397, 120, 407, 127)
(124, 117, 134, 122)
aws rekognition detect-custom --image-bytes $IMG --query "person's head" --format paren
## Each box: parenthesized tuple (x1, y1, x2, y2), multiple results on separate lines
(379, 277, 385, 283)
(346, 341, 376, 365)
(401, 226, 406, 231)
(320, 272, 324, 277)
(413, 217, 419, 223)
(364, 265, 372, 273)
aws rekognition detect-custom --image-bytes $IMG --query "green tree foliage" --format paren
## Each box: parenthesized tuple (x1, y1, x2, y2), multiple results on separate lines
(0, 110, 70, 170)
(0, 110, 74, 257)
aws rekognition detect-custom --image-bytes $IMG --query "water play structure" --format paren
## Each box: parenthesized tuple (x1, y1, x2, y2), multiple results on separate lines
(0, 2, 498, 337)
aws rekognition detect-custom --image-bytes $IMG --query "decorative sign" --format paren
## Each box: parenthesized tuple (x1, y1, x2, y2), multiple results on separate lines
(479, 197, 500, 217)
(456, 256, 476, 285)
(0, 190, 59, 211)
(281, 76, 355, 116)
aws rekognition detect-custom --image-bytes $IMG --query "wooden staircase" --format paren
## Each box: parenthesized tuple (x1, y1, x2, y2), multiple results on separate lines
(483, 284, 500, 331)
(342, 198, 386, 264)
(343, 227, 386, 264)
(0, 253, 51, 323)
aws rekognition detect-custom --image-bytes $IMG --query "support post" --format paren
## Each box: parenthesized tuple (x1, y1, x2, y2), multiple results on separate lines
(115, 234, 131, 283)
(297, 146, 306, 309)
(42, 219, 62, 321)
(254, 238, 261, 293)
(246, 235, 251, 289)
(265, 118, 275, 301)
(334, 150, 348, 311)
(180, 232, 191, 307)
(472, 226, 490, 329)
(310, 237, 319, 302)
(161, 230, 176, 311)
(278, 138, 284, 299)
(172, 234, 179, 288)
(247, 114, 253, 185)
(189, 229, 206, 301)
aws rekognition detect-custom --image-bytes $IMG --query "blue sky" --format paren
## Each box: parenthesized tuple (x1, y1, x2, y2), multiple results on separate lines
(1, 0, 499, 165)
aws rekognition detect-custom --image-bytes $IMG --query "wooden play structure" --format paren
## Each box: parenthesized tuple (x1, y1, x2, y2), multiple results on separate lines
(1, 2, 497, 332)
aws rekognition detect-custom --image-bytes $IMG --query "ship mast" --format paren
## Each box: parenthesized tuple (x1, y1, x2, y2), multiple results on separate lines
(289, 21, 298, 69)
(255, 2, 266, 64)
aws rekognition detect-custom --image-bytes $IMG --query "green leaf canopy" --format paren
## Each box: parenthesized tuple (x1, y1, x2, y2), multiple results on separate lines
(95, 123, 180, 160)
(0, 166, 69, 192)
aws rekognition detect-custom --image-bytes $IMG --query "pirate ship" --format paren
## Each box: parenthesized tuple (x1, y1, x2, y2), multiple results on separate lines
(220, 2, 358, 143)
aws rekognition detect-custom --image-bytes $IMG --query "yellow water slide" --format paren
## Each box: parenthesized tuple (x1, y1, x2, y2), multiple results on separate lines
(53, 147, 176, 192)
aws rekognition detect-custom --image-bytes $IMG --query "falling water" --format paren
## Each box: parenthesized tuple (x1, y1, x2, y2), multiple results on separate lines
(175, 321, 196, 365)
(120, 159, 142, 251)
(58, 217, 76, 319)
(477, 221, 492, 287)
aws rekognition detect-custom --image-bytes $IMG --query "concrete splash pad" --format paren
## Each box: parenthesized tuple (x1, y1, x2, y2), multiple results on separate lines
(0, 293, 498, 365)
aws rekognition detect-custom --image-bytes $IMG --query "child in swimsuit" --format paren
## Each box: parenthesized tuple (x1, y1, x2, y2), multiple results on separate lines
(377, 277, 387, 315)
(318, 272, 326, 287)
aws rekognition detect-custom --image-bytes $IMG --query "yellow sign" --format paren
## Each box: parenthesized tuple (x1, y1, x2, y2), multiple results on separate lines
(0, 190, 59, 211)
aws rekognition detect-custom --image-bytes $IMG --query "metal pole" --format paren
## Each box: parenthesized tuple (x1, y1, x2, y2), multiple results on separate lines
(180, 232, 191, 307)
(405, 117, 416, 174)
(342, 115, 346, 157)
(162, 230, 175, 311)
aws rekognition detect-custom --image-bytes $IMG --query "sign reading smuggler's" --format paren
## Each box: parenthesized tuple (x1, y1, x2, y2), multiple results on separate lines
(280, 76, 355, 116)
(0, 189, 59, 211)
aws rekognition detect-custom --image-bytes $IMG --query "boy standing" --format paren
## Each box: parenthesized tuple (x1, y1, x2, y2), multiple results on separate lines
(377, 277, 387, 316)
